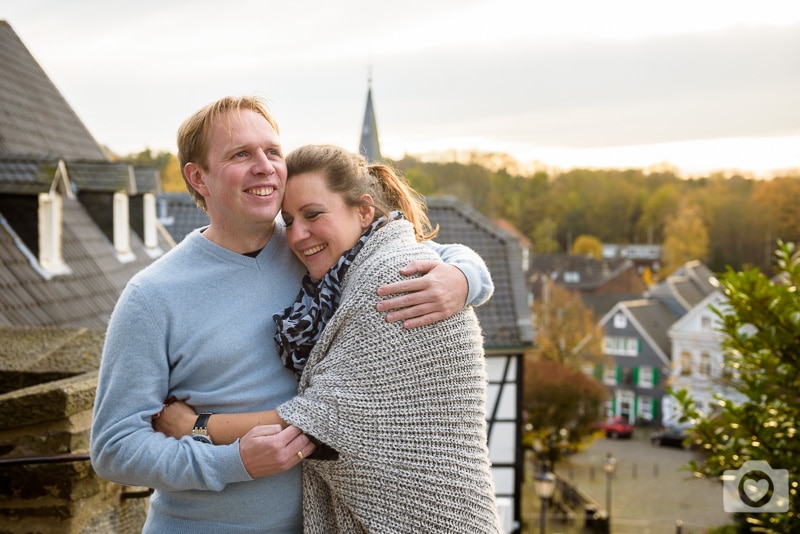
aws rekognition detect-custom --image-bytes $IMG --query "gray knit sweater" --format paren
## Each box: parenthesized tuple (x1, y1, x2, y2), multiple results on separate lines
(278, 220, 501, 534)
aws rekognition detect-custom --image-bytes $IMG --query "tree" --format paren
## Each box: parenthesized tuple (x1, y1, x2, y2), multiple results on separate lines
(532, 217, 560, 253)
(571, 235, 602, 259)
(523, 358, 608, 468)
(676, 241, 800, 533)
(661, 199, 709, 278)
(532, 281, 603, 367)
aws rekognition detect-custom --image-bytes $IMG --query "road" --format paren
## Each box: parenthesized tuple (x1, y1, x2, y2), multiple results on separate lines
(527, 429, 735, 533)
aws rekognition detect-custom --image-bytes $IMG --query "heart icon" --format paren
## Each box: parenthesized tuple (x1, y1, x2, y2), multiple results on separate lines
(743, 479, 769, 502)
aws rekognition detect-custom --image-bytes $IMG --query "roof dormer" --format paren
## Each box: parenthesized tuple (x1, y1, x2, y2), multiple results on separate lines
(0, 157, 73, 278)
(68, 161, 137, 263)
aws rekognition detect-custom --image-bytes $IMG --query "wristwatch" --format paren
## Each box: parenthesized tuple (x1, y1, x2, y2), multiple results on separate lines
(191, 413, 214, 444)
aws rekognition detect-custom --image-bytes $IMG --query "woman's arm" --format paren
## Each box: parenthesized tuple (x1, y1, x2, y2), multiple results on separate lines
(154, 400, 286, 445)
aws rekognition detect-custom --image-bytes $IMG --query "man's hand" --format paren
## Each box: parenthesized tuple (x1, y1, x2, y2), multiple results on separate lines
(239, 425, 315, 478)
(376, 260, 468, 329)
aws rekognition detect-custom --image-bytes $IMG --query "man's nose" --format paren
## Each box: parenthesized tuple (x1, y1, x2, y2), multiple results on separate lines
(253, 150, 275, 175)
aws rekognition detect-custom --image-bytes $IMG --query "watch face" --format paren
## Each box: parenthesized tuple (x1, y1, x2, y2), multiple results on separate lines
(192, 434, 212, 444)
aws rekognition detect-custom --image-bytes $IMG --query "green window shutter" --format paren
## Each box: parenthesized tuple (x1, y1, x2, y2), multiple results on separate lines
(652, 368, 659, 385)
(593, 364, 603, 381)
(615, 365, 622, 383)
(633, 367, 639, 385)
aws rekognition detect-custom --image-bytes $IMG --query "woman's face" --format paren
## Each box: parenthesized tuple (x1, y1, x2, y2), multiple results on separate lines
(281, 172, 374, 280)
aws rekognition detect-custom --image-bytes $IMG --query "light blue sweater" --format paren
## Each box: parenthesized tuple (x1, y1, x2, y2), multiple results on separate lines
(91, 224, 493, 533)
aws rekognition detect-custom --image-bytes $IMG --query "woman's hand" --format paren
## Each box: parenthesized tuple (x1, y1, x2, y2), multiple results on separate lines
(153, 399, 197, 438)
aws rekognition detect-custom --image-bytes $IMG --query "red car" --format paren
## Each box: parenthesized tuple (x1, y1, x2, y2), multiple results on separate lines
(593, 416, 634, 438)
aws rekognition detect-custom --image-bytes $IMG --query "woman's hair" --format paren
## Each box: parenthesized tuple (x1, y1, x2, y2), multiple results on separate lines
(176, 95, 280, 211)
(285, 145, 438, 242)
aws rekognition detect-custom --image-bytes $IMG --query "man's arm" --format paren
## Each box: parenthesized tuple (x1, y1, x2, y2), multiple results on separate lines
(376, 242, 493, 329)
(91, 285, 309, 487)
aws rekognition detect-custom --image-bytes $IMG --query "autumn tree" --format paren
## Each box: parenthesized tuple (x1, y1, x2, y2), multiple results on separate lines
(661, 199, 709, 278)
(532, 281, 603, 367)
(123, 149, 184, 193)
(571, 235, 602, 259)
(676, 241, 800, 533)
(523, 359, 608, 468)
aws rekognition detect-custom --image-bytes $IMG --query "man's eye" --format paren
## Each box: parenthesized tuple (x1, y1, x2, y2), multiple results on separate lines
(234, 151, 247, 158)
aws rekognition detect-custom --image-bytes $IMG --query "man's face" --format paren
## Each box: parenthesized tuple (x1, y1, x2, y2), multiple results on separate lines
(187, 109, 287, 245)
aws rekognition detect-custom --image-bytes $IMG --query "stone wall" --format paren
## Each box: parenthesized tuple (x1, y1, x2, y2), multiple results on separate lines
(0, 327, 147, 533)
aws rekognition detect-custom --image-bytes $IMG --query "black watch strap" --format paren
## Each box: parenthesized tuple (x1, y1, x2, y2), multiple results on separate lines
(191, 413, 214, 444)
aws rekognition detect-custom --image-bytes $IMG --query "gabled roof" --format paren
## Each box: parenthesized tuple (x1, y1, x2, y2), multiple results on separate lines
(529, 253, 637, 291)
(68, 161, 134, 193)
(0, 155, 69, 195)
(600, 298, 678, 366)
(647, 260, 718, 316)
(427, 197, 534, 350)
(667, 289, 727, 337)
(0, 21, 107, 160)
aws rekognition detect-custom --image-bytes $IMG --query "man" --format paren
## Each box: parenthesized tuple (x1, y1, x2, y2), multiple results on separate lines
(90, 96, 493, 533)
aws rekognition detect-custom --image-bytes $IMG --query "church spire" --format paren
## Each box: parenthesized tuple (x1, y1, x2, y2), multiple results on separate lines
(358, 69, 382, 163)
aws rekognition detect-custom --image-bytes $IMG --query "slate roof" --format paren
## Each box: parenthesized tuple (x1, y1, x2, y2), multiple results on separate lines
(647, 260, 718, 317)
(157, 192, 210, 241)
(0, 21, 107, 160)
(68, 161, 134, 193)
(427, 197, 534, 350)
(0, 193, 163, 329)
(0, 22, 169, 330)
(619, 298, 678, 364)
(0, 155, 66, 194)
(530, 253, 638, 292)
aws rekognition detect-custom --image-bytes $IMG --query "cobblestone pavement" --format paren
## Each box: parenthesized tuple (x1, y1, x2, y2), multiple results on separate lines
(528, 429, 735, 534)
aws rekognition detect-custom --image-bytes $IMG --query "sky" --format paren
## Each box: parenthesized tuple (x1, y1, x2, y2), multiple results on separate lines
(3, 0, 800, 177)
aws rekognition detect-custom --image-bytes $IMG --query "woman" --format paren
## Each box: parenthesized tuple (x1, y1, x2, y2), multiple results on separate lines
(156, 145, 501, 533)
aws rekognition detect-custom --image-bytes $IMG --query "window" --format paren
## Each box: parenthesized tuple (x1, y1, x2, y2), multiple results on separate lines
(603, 336, 639, 356)
(613, 312, 627, 329)
(699, 352, 711, 376)
(603, 365, 618, 385)
(701, 315, 712, 330)
(564, 271, 580, 283)
(638, 395, 653, 421)
(680, 351, 693, 376)
(638, 366, 653, 388)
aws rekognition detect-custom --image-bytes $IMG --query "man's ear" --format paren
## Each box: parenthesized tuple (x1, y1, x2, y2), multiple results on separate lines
(184, 162, 208, 196)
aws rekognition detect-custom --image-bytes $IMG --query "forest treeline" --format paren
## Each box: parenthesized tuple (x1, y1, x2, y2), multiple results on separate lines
(125, 148, 800, 278)
(392, 154, 800, 277)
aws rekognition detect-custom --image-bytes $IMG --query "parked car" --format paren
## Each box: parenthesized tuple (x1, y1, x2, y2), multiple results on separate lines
(651, 424, 695, 449)
(592, 416, 634, 439)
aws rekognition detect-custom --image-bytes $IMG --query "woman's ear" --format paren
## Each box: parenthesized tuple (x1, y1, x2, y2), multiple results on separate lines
(359, 194, 375, 227)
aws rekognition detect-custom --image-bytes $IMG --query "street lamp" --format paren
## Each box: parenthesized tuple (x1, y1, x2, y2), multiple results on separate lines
(534, 471, 556, 534)
(603, 453, 617, 533)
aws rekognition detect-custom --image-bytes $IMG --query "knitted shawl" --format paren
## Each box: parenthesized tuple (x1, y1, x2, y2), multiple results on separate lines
(277, 219, 501, 534)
